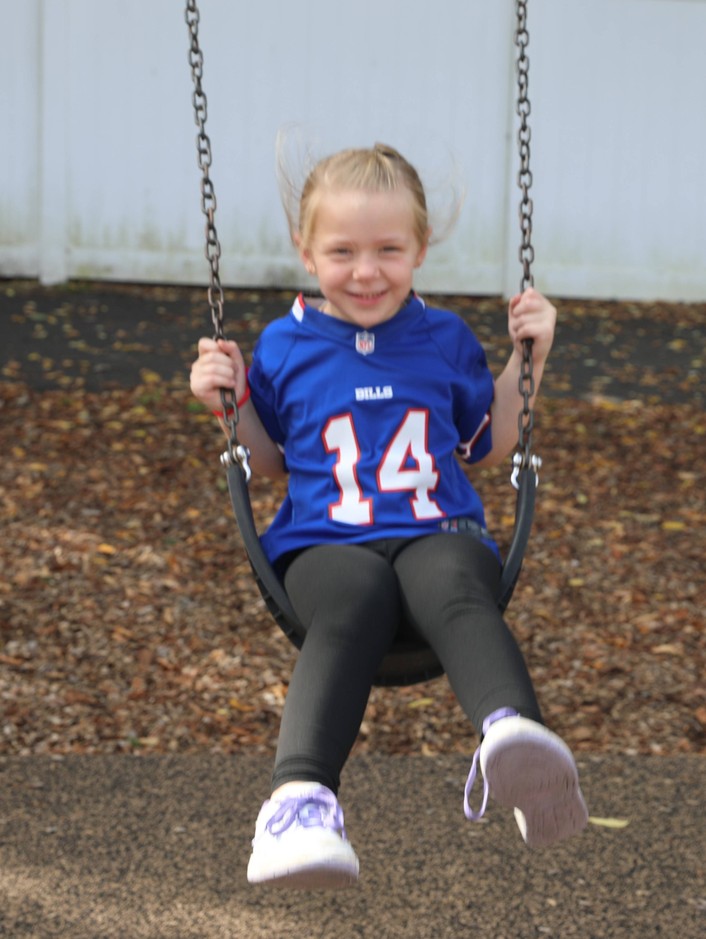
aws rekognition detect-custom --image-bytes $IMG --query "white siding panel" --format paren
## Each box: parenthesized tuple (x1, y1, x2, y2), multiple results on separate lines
(40, 0, 70, 283)
(527, 0, 706, 300)
(64, 0, 201, 282)
(164, 0, 516, 295)
(1, 0, 705, 300)
(0, 1, 40, 275)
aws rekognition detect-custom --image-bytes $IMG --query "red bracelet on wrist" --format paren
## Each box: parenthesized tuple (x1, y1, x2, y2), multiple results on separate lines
(237, 383, 251, 408)
(212, 381, 250, 419)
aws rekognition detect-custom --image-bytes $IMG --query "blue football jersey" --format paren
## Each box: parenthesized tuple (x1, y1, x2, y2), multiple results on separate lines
(248, 294, 497, 563)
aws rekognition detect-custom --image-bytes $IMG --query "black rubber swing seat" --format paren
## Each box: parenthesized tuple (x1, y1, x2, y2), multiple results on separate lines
(226, 457, 538, 688)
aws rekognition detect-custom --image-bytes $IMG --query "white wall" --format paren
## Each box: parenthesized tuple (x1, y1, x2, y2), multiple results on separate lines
(1, 0, 704, 301)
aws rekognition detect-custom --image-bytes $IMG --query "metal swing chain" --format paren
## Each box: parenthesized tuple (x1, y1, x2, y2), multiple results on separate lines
(185, 0, 251, 479)
(512, 0, 541, 489)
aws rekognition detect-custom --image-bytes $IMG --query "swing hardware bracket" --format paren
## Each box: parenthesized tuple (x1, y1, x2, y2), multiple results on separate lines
(511, 451, 542, 490)
(221, 443, 252, 483)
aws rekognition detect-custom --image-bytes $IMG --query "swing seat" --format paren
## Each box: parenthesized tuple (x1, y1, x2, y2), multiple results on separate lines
(226, 458, 537, 687)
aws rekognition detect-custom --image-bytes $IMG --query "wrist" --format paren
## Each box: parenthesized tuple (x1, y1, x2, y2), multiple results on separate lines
(212, 377, 250, 418)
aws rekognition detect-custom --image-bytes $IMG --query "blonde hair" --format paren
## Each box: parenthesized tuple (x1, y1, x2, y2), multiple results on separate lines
(278, 140, 432, 250)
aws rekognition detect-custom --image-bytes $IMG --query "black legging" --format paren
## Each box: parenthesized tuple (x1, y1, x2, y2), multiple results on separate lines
(273, 533, 542, 794)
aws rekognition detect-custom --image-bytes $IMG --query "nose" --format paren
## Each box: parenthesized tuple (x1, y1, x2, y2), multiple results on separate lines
(353, 253, 379, 280)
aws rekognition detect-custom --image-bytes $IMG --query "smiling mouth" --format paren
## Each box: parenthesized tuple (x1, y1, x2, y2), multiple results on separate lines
(349, 290, 387, 302)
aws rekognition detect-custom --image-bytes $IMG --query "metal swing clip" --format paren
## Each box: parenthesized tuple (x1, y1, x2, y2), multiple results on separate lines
(220, 442, 252, 483)
(217, 389, 251, 482)
(511, 451, 542, 490)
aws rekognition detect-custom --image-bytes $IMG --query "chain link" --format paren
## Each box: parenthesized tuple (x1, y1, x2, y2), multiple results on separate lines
(515, 0, 534, 294)
(514, 0, 538, 481)
(185, 0, 247, 470)
(185, 2, 224, 338)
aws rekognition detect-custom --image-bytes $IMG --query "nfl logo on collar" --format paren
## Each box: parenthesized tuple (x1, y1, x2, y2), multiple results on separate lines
(355, 331, 375, 355)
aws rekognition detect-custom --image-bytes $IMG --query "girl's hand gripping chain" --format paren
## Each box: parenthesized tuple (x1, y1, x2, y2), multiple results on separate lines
(190, 337, 247, 413)
(507, 287, 556, 366)
(190, 336, 285, 480)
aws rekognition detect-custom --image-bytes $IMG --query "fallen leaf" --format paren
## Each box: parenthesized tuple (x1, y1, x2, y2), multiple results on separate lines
(0, 655, 25, 667)
(651, 643, 685, 656)
(588, 816, 630, 829)
(408, 698, 435, 709)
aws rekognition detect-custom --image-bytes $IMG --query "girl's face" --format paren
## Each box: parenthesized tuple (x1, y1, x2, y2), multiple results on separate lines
(298, 187, 428, 328)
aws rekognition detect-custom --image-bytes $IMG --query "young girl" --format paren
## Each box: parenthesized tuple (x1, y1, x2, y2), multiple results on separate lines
(190, 143, 588, 889)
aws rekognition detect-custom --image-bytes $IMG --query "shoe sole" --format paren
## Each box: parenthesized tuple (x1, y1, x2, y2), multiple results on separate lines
(247, 833, 360, 889)
(481, 717, 589, 848)
(248, 860, 359, 890)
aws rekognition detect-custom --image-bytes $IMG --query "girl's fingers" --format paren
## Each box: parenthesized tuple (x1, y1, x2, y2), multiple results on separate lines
(197, 336, 221, 354)
(191, 337, 245, 408)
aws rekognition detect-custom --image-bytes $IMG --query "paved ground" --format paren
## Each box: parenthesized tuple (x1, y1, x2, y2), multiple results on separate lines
(1, 281, 705, 937)
(1, 753, 704, 939)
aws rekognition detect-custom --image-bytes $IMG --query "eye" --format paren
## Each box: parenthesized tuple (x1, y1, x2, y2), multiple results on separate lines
(381, 245, 402, 254)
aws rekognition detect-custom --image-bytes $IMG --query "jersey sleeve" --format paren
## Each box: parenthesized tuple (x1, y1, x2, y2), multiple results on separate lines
(246, 327, 288, 448)
(440, 316, 495, 464)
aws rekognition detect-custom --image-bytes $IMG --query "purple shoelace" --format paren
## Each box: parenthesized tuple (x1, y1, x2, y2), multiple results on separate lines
(266, 789, 348, 839)
(463, 707, 518, 821)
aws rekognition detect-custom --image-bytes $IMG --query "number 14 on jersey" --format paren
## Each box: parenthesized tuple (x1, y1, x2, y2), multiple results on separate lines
(322, 409, 445, 525)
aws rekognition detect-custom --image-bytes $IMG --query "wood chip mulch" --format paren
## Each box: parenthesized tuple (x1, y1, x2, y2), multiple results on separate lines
(1, 284, 704, 761)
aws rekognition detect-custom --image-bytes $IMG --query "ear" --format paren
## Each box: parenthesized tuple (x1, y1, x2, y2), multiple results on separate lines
(294, 233, 316, 275)
(414, 229, 431, 268)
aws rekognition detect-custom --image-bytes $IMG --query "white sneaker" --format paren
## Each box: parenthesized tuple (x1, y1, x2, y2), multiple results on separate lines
(246, 784, 360, 889)
(464, 708, 589, 848)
